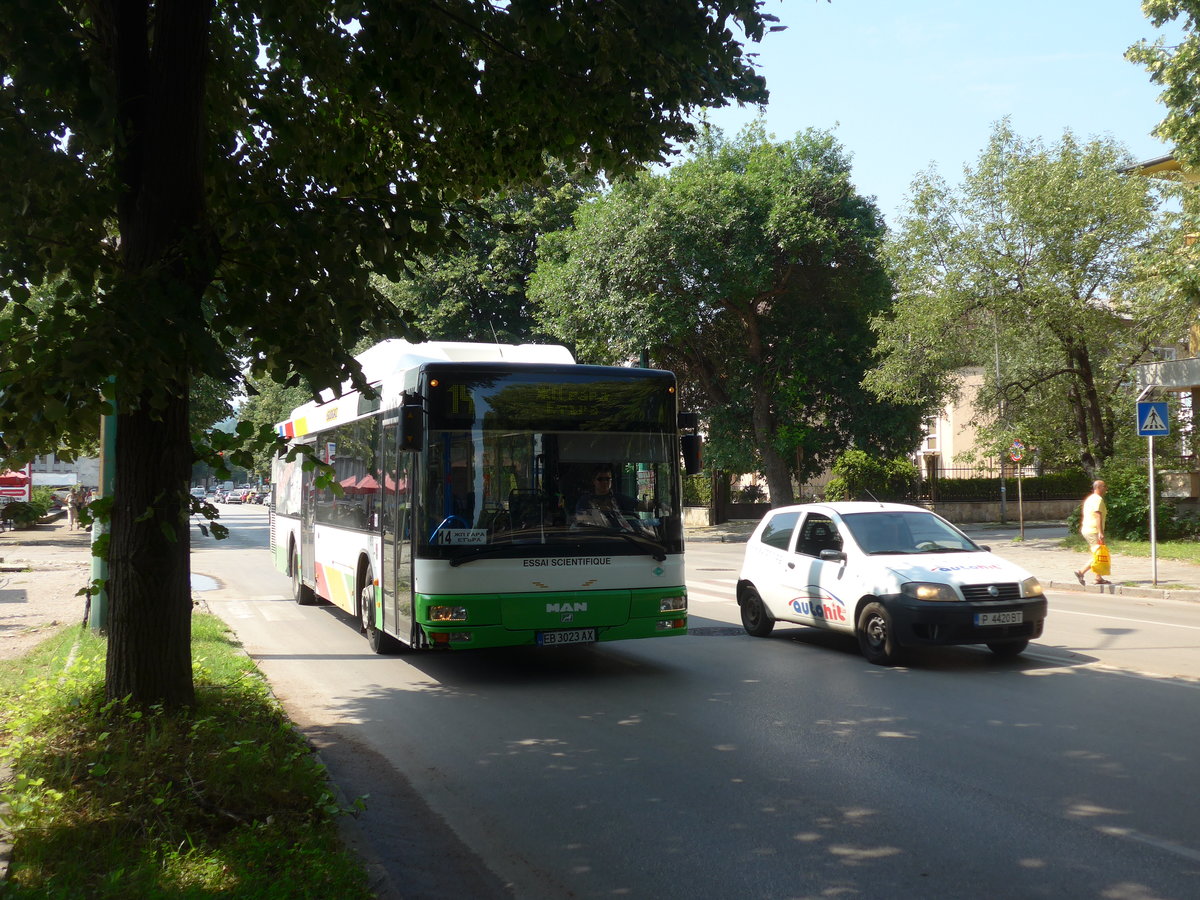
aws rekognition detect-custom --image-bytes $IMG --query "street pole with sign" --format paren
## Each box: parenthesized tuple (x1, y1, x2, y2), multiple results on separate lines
(1136, 397, 1169, 585)
(1010, 440, 1025, 540)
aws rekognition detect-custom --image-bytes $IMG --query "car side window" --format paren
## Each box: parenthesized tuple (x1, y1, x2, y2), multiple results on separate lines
(796, 514, 842, 558)
(759, 511, 800, 551)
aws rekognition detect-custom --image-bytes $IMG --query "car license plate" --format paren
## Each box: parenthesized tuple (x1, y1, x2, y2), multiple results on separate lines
(975, 611, 1023, 626)
(538, 628, 596, 647)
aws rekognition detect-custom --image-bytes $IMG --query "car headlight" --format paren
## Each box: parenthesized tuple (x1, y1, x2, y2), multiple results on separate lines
(1020, 577, 1043, 598)
(901, 582, 959, 602)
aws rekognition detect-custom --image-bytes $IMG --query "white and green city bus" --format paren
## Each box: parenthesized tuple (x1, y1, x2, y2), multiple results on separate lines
(269, 339, 699, 653)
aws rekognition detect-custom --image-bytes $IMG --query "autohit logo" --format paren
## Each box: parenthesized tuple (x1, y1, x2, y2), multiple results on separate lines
(790, 587, 847, 622)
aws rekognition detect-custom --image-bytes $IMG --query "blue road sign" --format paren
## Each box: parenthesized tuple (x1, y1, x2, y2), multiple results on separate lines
(1137, 401, 1170, 437)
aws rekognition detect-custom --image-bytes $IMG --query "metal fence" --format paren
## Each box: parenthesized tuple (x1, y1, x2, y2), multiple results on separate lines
(916, 466, 1091, 503)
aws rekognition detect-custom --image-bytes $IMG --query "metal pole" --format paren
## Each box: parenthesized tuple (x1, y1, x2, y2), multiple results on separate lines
(1149, 434, 1158, 586)
(1017, 469, 1024, 541)
(89, 398, 117, 630)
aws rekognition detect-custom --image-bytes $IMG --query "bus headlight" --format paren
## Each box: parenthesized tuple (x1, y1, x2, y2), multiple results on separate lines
(901, 582, 959, 602)
(659, 595, 687, 612)
(429, 605, 468, 621)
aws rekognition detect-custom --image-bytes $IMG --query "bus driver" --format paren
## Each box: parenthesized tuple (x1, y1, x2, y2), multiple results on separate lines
(575, 464, 638, 530)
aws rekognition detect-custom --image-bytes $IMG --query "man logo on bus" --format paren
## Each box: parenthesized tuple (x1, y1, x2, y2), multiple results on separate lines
(547, 602, 588, 614)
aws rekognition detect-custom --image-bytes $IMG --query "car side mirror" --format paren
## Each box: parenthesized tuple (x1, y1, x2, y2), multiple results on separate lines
(977, 544, 990, 552)
(819, 549, 846, 563)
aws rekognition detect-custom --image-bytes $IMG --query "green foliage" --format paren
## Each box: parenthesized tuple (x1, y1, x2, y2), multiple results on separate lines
(1100, 461, 1179, 541)
(0, 1, 774, 469)
(682, 474, 713, 508)
(867, 120, 1189, 475)
(0, 500, 45, 528)
(376, 163, 600, 344)
(1062, 461, 1184, 541)
(31, 486, 57, 509)
(0, 617, 372, 898)
(1130, 2, 1200, 174)
(533, 124, 925, 505)
(824, 450, 918, 502)
(237, 376, 315, 478)
(735, 483, 767, 503)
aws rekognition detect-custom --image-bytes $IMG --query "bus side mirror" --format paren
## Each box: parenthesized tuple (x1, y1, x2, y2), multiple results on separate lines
(400, 402, 424, 452)
(681, 434, 703, 476)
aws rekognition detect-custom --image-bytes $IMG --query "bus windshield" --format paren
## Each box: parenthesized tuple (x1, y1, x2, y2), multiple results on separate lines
(418, 368, 683, 559)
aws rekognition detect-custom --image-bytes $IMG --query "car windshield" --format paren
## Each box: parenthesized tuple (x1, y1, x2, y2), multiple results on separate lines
(840, 510, 979, 555)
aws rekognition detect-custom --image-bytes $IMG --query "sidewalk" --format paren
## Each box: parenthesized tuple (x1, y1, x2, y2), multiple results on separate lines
(684, 519, 1200, 603)
(0, 518, 93, 660)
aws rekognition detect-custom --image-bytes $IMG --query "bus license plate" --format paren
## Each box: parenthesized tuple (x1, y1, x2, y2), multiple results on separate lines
(975, 611, 1023, 626)
(538, 628, 596, 647)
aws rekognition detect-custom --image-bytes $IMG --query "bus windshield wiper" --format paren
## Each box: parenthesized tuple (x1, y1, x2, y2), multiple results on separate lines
(448, 544, 532, 568)
(587, 526, 668, 561)
(448, 528, 667, 566)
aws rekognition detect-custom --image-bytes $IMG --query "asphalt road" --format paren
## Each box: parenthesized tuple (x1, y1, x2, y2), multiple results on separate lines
(197, 506, 1200, 900)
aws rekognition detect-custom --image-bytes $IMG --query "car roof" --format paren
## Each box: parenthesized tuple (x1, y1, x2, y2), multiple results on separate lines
(764, 501, 932, 517)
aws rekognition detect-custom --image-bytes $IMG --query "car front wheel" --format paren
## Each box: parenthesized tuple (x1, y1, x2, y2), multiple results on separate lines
(857, 601, 901, 666)
(740, 586, 775, 637)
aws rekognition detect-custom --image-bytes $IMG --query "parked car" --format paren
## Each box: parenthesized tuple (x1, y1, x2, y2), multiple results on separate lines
(736, 502, 1047, 665)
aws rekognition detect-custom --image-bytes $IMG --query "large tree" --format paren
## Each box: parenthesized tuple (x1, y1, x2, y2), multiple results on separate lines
(865, 121, 1188, 474)
(376, 162, 599, 344)
(0, 1, 774, 706)
(1130, 1, 1200, 170)
(532, 126, 924, 506)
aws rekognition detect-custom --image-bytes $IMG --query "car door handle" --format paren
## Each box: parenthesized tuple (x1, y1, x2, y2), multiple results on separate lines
(787, 561, 795, 569)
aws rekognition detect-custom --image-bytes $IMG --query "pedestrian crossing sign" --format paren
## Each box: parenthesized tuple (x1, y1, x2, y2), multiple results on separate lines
(1136, 401, 1170, 437)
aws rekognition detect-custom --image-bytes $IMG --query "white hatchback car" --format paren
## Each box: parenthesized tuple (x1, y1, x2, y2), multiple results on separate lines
(736, 502, 1046, 665)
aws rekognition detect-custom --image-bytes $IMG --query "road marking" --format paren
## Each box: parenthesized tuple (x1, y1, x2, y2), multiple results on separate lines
(1022, 649, 1200, 689)
(260, 606, 308, 621)
(1049, 607, 1200, 631)
(686, 582, 734, 604)
(1096, 824, 1200, 864)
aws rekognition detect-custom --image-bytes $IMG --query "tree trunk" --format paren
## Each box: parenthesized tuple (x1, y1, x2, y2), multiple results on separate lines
(105, 397, 196, 706)
(750, 385, 794, 506)
(1067, 343, 1108, 476)
(101, 0, 215, 706)
(740, 303, 794, 506)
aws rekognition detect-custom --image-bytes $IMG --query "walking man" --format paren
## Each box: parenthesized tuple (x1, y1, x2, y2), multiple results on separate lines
(66, 485, 83, 530)
(1074, 480, 1109, 585)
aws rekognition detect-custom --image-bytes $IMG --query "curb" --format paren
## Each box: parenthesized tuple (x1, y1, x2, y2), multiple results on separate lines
(1042, 579, 1200, 603)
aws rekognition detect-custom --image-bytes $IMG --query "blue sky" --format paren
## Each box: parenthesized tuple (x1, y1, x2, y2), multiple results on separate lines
(692, 0, 1184, 225)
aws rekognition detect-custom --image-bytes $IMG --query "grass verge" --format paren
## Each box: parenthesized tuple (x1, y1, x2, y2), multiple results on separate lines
(1060, 533, 1200, 566)
(0, 614, 373, 899)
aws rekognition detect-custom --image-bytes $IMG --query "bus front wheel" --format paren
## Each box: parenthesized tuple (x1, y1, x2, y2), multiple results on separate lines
(360, 575, 400, 655)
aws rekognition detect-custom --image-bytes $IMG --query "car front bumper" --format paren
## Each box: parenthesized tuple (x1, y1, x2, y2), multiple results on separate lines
(882, 595, 1048, 647)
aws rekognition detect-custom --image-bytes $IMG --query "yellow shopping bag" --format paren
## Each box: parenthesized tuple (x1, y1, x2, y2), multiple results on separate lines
(1091, 543, 1111, 577)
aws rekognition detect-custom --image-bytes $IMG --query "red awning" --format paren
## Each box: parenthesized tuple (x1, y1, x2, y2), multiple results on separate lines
(340, 474, 380, 494)
(0, 470, 29, 487)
